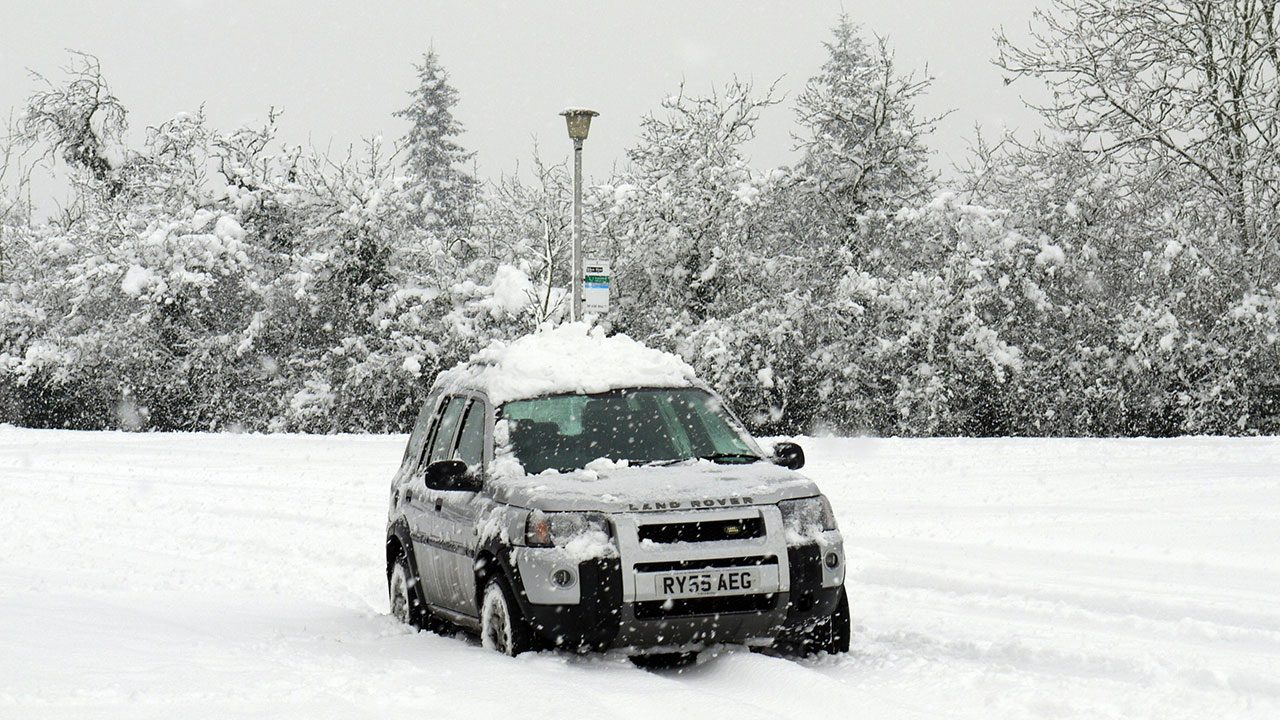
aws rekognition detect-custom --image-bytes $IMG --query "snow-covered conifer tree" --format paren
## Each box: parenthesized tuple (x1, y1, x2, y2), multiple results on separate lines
(394, 51, 476, 234)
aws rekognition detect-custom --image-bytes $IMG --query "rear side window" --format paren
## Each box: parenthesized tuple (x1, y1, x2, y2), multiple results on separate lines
(427, 397, 468, 465)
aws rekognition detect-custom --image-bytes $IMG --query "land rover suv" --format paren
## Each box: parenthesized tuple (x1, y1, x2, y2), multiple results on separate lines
(385, 324, 848, 660)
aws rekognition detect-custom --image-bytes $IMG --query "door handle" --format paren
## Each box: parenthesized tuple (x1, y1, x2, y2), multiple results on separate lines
(434, 498, 443, 512)
(404, 489, 413, 503)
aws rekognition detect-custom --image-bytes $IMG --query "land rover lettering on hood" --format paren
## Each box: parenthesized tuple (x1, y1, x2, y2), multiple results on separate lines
(385, 323, 848, 663)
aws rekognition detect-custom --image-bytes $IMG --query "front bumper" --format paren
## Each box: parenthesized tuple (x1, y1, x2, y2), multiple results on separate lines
(511, 525, 844, 653)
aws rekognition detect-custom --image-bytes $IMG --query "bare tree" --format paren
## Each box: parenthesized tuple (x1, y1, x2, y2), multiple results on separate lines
(18, 51, 127, 189)
(997, 1, 1280, 282)
(0, 112, 38, 284)
(480, 148, 573, 324)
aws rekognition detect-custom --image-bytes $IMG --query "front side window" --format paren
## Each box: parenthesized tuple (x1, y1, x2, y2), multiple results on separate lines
(501, 388, 760, 474)
(427, 396, 468, 465)
(402, 395, 439, 466)
(454, 400, 486, 470)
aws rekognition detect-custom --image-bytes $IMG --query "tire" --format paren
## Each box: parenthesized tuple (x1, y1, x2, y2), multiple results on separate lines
(630, 652, 699, 669)
(782, 585, 851, 657)
(480, 575, 535, 656)
(389, 553, 428, 630)
(824, 586, 851, 655)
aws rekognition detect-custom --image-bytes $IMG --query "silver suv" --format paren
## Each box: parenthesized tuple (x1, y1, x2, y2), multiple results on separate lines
(385, 331, 848, 661)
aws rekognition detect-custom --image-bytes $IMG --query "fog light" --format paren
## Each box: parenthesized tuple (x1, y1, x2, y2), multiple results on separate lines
(824, 552, 840, 569)
(551, 568, 576, 587)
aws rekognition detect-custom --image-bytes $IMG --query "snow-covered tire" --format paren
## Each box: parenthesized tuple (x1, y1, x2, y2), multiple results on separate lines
(389, 553, 427, 630)
(630, 651, 698, 669)
(822, 586, 851, 655)
(480, 575, 535, 656)
(783, 585, 851, 657)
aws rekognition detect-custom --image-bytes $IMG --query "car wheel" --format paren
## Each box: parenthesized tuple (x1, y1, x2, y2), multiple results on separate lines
(389, 553, 425, 630)
(823, 586, 851, 655)
(480, 575, 534, 656)
(783, 585, 850, 657)
(629, 651, 699, 669)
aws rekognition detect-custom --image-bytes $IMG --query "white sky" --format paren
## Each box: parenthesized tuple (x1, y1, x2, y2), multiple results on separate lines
(1, 0, 1047, 208)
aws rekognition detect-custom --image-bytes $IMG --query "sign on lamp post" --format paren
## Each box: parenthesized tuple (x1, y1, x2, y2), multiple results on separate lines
(583, 259, 610, 315)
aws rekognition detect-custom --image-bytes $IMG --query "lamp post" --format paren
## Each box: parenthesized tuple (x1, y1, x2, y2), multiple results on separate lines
(560, 107, 598, 323)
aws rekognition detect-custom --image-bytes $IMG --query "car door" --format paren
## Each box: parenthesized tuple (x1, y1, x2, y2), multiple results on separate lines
(426, 395, 490, 616)
(409, 394, 468, 610)
(397, 391, 442, 566)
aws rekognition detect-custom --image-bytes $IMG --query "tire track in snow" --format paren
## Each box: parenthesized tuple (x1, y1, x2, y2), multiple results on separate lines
(852, 563, 1280, 640)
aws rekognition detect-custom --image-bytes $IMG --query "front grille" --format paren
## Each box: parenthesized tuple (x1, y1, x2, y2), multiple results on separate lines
(633, 555, 778, 573)
(634, 593, 777, 620)
(636, 516, 765, 544)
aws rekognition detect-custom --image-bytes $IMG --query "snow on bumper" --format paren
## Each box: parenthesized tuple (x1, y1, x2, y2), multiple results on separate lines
(510, 506, 845, 652)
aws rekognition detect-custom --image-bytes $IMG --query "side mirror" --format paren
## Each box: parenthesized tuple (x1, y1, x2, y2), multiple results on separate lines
(771, 441, 805, 470)
(424, 460, 481, 492)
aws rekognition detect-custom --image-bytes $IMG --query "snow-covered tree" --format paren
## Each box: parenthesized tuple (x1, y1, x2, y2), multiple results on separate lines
(1, 100, 277, 430)
(274, 137, 430, 433)
(394, 51, 476, 234)
(687, 195, 1049, 436)
(961, 130, 1280, 436)
(19, 52, 127, 193)
(794, 16, 937, 245)
(606, 80, 783, 344)
(677, 21, 946, 434)
(478, 149, 574, 325)
(997, 0, 1280, 285)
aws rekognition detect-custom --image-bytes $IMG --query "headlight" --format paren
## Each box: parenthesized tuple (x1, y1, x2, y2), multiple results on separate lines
(779, 496, 837, 538)
(525, 511, 613, 547)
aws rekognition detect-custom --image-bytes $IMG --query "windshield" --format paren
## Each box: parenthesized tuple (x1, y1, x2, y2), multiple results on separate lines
(501, 388, 762, 474)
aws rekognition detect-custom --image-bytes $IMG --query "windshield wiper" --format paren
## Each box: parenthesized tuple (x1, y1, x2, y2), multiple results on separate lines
(698, 452, 761, 464)
(645, 453, 761, 466)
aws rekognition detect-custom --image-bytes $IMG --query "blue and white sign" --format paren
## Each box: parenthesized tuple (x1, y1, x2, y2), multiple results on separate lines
(583, 259, 610, 315)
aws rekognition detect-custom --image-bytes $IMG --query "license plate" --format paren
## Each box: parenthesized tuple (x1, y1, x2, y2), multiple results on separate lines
(654, 568, 760, 598)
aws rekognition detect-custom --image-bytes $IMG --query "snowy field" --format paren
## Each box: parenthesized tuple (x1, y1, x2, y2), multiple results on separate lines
(2, 427, 1278, 719)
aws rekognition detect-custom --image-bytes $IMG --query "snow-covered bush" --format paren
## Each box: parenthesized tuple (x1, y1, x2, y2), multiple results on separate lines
(601, 80, 784, 346)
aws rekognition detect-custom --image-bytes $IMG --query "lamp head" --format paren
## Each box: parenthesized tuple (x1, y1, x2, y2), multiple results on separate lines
(560, 108, 599, 140)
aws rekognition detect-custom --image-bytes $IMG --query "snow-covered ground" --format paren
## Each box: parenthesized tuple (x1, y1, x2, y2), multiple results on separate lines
(2, 427, 1278, 719)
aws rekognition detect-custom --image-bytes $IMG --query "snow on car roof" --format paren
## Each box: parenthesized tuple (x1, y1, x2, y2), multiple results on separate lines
(434, 323, 699, 405)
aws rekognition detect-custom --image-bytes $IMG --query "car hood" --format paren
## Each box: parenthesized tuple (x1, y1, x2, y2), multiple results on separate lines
(486, 459, 821, 513)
